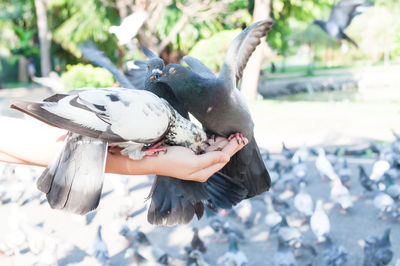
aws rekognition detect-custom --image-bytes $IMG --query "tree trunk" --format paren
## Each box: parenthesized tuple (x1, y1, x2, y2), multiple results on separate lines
(240, 0, 270, 100)
(18, 56, 28, 83)
(34, 0, 51, 77)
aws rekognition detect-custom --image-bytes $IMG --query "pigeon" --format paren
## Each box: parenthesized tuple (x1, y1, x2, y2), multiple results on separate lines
(223, 232, 248, 266)
(264, 195, 282, 234)
(191, 227, 207, 253)
(338, 159, 352, 189)
(274, 236, 297, 266)
(278, 216, 302, 247)
(109, 10, 148, 48)
(310, 200, 330, 243)
(294, 182, 314, 218)
(359, 165, 376, 194)
(282, 142, 294, 160)
(370, 155, 390, 181)
(291, 144, 310, 164)
(323, 234, 348, 266)
(292, 158, 308, 183)
(154, 19, 274, 202)
(313, 0, 374, 47)
(92, 225, 110, 266)
(188, 249, 210, 266)
(315, 148, 339, 181)
(11, 87, 208, 215)
(373, 192, 395, 219)
(363, 228, 393, 266)
(330, 178, 353, 211)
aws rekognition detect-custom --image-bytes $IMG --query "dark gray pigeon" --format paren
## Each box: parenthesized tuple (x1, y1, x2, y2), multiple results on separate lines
(313, 0, 374, 47)
(155, 19, 273, 202)
(130, 48, 247, 225)
(79, 44, 247, 225)
(323, 234, 348, 266)
(363, 228, 393, 266)
(10, 87, 208, 215)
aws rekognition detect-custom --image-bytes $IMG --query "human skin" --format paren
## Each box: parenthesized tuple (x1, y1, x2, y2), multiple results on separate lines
(0, 116, 247, 182)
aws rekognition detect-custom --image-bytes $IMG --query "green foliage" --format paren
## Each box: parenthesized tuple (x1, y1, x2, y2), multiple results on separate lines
(60, 64, 114, 91)
(10, 25, 39, 60)
(189, 29, 241, 72)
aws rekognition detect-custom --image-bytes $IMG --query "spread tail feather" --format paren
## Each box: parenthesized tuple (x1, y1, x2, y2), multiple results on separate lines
(37, 132, 107, 215)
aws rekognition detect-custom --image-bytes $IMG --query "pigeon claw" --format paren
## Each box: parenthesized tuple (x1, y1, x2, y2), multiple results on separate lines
(144, 141, 166, 156)
(228, 132, 246, 145)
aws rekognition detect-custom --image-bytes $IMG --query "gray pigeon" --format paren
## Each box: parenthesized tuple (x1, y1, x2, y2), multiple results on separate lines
(131, 48, 247, 225)
(155, 19, 273, 202)
(274, 236, 297, 266)
(10, 87, 208, 215)
(363, 228, 393, 266)
(313, 0, 374, 47)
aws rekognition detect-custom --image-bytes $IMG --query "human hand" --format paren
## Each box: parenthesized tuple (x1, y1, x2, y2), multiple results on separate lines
(105, 136, 248, 182)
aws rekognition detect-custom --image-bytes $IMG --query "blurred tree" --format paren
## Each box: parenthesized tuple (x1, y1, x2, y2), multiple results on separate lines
(34, 0, 51, 77)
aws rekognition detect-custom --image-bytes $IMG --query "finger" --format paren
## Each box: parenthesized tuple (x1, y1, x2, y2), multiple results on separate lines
(188, 162, 228, 182)
(205, 139, 229, 152)
(207, 136, 227, 146)
(195, 151, 230, 170)
(221, 137, 248, 156)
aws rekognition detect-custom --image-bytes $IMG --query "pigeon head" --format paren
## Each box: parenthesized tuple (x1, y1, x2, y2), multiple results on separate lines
(147, 58, 165, 81)
(156, 64, 197, 90)
(313, 19, 325, 28)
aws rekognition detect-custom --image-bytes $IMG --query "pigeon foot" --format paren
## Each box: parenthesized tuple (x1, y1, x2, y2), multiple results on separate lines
(228, 132, 246, 145)
(144, 141, 167, 156)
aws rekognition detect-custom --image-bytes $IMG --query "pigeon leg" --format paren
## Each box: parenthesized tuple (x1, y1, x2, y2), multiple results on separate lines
(144, 141, 167, 156)
(228, 132, 246, 145)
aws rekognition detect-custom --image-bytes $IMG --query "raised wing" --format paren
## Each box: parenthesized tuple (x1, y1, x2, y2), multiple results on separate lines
(219, 19, 273, 87)
(79, 41, 136, 90)
(182, 55, 216, 79)
(328, 0, 373, 29)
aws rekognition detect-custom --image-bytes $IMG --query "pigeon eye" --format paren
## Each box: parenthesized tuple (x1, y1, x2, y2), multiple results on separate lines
(169, 67, 176, 74)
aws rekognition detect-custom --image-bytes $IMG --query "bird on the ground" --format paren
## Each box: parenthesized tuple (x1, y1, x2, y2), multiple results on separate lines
(358, 165, 377, 196)
(330, 178, 353, 211)
(370, 155, 390, 182)
(310, 200, 330, 243)
(274, 236, 297, 266)
(11, 87, 208, 215)
(92, 225, 110, 266)
(282, 142, 295, 160)
(264, 195, 282, 236)
(294, 182, 313, 220)
(109, 10, 148, 48)
(33, 235, 58, 266)
(278, 216, 302, 247)
(154, 20, 274, 204)
(291, 144, 310, 164)
(188, 249, 210, 266)
(292, 158, 308, 184)
(316, 148, 339, 181)
(223, 232, 248, 266)
(191, 227, 207, 253)
(363, 228, 393, 266)
(338, 159, 352, 189)
(323, 234, 348, 266)
(373, 192, 396, 220)
(313, 0, 374, 48)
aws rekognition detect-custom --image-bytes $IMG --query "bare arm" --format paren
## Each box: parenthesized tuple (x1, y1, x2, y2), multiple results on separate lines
(0, 116, 246, 182)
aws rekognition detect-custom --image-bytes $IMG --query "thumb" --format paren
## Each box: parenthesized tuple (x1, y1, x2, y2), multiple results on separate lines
(196, 151, 230, 169)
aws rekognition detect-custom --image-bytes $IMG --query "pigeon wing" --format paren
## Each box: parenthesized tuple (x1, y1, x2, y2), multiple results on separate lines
(218, 19, 273, 87)
(79, 41, 136, 90)
(328, 0, 372, 29)
(182, 55, 216, 79)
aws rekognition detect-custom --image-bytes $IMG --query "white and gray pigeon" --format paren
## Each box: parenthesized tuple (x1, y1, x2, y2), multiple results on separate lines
(330, 178, 353, 211)
(155, 19, 274, 201)
(310, 200, 330, 243)
(11, 87, 208, 215)
(316, 148, 339, 181)
(294, 182, 314, 218)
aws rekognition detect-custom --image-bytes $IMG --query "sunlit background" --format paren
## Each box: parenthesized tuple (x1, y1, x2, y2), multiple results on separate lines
(0, 0, 400, 265)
